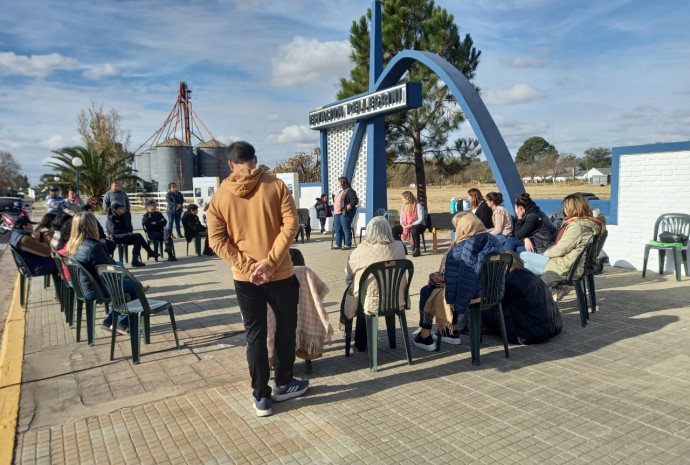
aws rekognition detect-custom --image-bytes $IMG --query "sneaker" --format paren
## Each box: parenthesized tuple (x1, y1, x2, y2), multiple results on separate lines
(253, 397, 273, 417)
(413, 332, 436, 352)
(332, 246, 341, 250)
(342, 246, 351, 250)
(432, 329, 462, 345)
(101, 323, 113, 331)
(272, 378, 309, 402)
(116, 325, 129, 335)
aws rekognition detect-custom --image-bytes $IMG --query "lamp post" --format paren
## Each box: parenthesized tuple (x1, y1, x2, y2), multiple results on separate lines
(72, 157, 83, 200)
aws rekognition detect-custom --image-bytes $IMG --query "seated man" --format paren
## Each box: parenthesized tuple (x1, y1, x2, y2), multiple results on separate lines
(10, 217, 60, 295)
(106, 202, 159, 267)
(182, 204, 213, 256)
(142, 200, 177, 262)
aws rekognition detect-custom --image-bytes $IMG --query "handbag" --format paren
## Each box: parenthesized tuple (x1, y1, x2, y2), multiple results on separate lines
(428, 271, 445, 287)
(658, 231, 688, 244)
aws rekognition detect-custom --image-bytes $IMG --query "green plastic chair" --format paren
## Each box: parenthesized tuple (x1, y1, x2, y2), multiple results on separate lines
(465, 253, 512, 366)
(97, 264, 180, 364)
(554, 237, 595, 328)
(583, 231, 608, 314)
(186, 236, 202, 256)
(9, 244, 53, 308)
(344, 259, 414, 372)
(642, 213, 689, 281)
(65, 258, 111, 346)
(51, 251, 75, 324)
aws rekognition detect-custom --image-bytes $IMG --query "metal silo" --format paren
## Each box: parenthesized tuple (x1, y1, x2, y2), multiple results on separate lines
(196, 139, 230, 180)
(136, 149, 152, 188)
(156, 138, 193, 191)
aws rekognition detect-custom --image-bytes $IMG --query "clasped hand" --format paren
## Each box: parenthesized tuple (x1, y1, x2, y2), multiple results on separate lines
(250, 260, 273, 286)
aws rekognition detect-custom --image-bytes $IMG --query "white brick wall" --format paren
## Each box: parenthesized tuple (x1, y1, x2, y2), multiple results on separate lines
(606, 150, 690, 272)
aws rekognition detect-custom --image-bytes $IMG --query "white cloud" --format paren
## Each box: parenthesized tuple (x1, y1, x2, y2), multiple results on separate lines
(271, 36, 351, 87)
(83, 63, 120, 80)
(266, 125, 316, 144)
(216, 135, 241, 145)
(0, 51, 78, 77)
(485, 84, 545, 105)
(500, 56, 547, 68)
(43, 135, 65, 150)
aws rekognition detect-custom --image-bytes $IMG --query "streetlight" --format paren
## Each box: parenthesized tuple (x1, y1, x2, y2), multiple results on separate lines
(72, 157, 83, 200)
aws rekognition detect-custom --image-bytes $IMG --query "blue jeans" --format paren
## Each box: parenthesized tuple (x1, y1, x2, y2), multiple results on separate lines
(494, 233, 507, 245)
(519, 251, 549, 276)
(504, 236, 526, 254)
(334, 214, 353, 248)
(167, 211, 182, 236)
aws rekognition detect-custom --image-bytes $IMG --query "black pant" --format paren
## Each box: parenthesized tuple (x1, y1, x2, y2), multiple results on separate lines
(115, 233, 153, 260)
(418, 284, 458, 330)
(410, 224, 426, 250)
(319, 218, 326, 232)
(234, 276, 300, 400)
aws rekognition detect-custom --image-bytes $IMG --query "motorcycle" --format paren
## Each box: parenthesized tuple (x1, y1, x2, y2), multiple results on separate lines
(0, 201, 28, 234)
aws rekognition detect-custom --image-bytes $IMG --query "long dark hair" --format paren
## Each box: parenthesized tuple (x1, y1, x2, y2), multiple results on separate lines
(338, 176, 350, 189)
(467, 188, 484, 208)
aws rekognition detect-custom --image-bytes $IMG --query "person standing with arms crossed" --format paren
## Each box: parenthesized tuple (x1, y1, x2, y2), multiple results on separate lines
(166, 182, 185, 239)
(206, 141, 307, 417)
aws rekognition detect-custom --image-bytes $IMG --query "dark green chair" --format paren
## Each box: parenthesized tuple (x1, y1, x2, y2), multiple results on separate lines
(642, 213, 689, 281)
(344, 259, 414, 372)
(65, 258, 111, 346)
(115, 243, 130, 264)
(52, 251, 75, 324)
(186, 236, 202, 256)
(583, 231, 608, 314)
(97, 264, 180, 364)
(144, 231, 164, 262)
(555, 237, 595, 328)
(9, 244, 54, 308)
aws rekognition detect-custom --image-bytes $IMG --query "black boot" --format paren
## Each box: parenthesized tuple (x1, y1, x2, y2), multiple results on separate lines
(131, 255, 146, 267)
(165, 247, 178, 262)
(412, 248, 421, 257)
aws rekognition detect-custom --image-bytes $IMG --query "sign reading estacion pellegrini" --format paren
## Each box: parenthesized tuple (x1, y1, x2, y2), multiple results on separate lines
(309, 82, 422, 130)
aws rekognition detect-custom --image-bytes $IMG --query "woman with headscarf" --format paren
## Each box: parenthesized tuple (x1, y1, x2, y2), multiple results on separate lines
(413, 212, 504, 351)
(342, 216, 407, 351)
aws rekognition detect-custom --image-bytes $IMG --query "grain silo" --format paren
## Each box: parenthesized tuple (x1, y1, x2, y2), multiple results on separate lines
(155, 138, 193, 190)
(136, 149, 152, 188)
(196, 139, 230, 180)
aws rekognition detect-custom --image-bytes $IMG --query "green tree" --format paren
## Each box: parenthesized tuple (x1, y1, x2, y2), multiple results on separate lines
(273, 148, 321, 183)
(44, 146, 138, 208)
(0, 151, 29, 194)
(338, 0, 481, 207)
(515, 136, 555, 164)
(580, 147, 612, 170)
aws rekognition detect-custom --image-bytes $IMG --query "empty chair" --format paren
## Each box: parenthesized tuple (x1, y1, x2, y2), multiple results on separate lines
(97, 264, 180, 364)
(296, 208, 311, 244)
(642, 213, 689, 281)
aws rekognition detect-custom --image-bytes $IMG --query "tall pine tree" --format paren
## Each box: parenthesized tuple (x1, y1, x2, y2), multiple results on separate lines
(338, 0, 481, 206)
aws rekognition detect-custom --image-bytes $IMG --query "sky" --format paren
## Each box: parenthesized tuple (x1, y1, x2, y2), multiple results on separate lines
(2, 0, 690, 185)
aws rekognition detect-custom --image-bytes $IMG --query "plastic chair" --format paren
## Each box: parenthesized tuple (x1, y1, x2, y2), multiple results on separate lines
(583, 231, 608, 314)
(65, 258, 111, 346)
(296, 208, 311, 244)
(52, 252, 76, 324)
(465, 253, 512, 366)
(115, 242, 130, 264)
(144, 231, 164, 262)
(642, 213, 690, 281)
(97, 264, 180, 363)
(344, 259, 414, 372)
(554, 237, 595, 328)
(9, 244, 53, 308)
(186, 236, 202, 256)
(548, 210, 564, 229)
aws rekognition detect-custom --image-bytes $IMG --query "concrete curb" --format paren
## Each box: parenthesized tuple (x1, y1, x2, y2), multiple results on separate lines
(0, 274, 25, 465)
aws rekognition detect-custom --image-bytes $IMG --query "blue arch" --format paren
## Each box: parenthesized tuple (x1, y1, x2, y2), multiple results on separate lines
(344, 49, 525, 214)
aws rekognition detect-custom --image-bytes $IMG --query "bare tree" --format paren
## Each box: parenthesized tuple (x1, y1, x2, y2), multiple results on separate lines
(273, 148, 321, 183)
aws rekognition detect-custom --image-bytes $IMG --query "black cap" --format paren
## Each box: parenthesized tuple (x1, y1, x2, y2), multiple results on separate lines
(49, 185, 58, 191)
(188, 203, 198, 210)
(111, 202, 124, 210)
(14, 217, 37, 229)
(146, 199, 157, 207)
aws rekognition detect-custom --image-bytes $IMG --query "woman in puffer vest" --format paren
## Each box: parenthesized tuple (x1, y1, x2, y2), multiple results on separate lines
(519, 193, 604, 291)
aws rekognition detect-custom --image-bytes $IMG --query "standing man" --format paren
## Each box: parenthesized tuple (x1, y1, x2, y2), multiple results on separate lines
(207, 141, 307, 418)
(103, 181, 131, 226)
(45, 186, 66, 215)
(166, 182, 184, 239)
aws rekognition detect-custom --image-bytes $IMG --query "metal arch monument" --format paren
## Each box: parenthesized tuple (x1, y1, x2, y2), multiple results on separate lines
(309, 0, 524, 220)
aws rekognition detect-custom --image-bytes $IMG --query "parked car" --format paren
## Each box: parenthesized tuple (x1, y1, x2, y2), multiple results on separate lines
(574, 192, 600, 201)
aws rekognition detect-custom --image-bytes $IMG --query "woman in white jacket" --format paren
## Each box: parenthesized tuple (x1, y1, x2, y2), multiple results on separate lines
(343, 216, 407, 350)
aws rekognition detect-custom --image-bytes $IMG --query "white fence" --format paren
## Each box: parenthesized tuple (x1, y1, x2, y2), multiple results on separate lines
(126, 191, 194, 209)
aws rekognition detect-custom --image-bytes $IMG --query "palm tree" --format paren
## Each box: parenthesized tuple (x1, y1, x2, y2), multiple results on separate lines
(45, 145, 138, 209)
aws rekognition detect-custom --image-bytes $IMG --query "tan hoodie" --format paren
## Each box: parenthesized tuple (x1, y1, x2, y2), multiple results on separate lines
(206, 167, 299, 282)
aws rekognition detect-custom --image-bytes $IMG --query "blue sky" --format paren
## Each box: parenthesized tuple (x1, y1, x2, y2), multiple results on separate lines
(2, 0, 689, 185)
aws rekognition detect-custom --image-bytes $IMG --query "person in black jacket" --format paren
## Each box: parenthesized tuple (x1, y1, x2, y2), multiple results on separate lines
(106, 202, 159, 267)
(181, 204, 213, 255)
(504, 192, 557, 254)
(467, 188, 493, 229)
(483, 251, 562, 345)
(332, 176, 358, 250)
(165, 182, 185, 238)
(314, 194, 332, 234)
(142, 200, 177, 262)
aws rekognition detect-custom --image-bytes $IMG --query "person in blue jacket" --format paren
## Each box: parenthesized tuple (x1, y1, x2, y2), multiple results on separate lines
(413, 211, 504, 351)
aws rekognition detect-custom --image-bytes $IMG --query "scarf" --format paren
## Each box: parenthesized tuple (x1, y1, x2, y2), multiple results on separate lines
(401, 203, 418, 241)
(454, 212, 489, 243)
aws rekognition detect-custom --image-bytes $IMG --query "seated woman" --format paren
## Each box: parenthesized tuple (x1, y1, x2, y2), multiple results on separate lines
(342, 216, 407, 351)
(504, 192, 557, 254)
(519, 193, 604, 297)
(413, 212, 504, 351)
(485, 192, 513, 244)
(400, 190, 427, 257)
(67, 212, 149, 334)
(34, 213, 57, 245)
(483, 251, 563, 345)
(468, 188, 493, 229)
(182, 204, 213, 256)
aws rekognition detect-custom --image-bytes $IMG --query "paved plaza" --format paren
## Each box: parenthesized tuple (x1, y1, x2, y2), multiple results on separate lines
(3, 234, 690, 464)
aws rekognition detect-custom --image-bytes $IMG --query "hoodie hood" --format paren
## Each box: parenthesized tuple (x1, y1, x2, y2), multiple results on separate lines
(222, 167, 264, 198)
